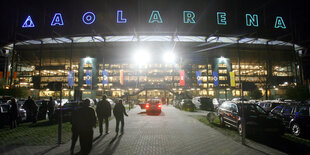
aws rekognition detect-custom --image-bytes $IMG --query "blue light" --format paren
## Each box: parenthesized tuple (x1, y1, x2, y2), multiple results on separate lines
(217, 12, 227, 25)
(246, 14, 259, 27)
(183, 11, 196, 23)
(82, 12, 96, 25)
(117, 10, 127, 23)
(148, 10, 163, 23)
(274, 16, 286, 29)
(51, 13, 64, 26)
(22, 16, 35, 28)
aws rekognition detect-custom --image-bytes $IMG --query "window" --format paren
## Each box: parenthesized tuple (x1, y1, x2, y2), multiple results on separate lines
(272, 106, 283, 114)
(283, 106, 293, 115)
(297, 106, 309, 116)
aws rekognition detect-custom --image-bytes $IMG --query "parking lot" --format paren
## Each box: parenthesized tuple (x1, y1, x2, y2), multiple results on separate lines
(1, 105, 287, 155)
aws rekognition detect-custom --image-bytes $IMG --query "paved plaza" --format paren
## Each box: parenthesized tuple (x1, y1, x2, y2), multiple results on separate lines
(1, 105, 285, 155)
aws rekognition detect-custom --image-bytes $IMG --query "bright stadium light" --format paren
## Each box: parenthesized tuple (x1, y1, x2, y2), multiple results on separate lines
(163, 51, 176, 64)
(134, 48, 150, 65)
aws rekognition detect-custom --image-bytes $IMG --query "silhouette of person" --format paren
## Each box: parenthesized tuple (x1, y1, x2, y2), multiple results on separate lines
(75, 99, 97, 155)
(70, 102, 80, 155)
(96, 95, 111, 135)
(23, 96, 33, 121)
(47, 97, 56, 121)
(113, 99, 128, 134)
(8, 98, 18, 129)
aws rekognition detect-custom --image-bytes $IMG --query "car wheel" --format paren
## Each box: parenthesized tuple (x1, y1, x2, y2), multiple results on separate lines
(291, 123, 302, 137)
(219, 116, 225, 127)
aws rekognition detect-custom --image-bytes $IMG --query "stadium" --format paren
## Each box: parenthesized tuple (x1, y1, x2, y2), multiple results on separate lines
(0, 0, 307, 102)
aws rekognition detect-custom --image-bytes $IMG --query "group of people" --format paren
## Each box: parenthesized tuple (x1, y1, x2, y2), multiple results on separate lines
(70, 95, 128, 155)
(6, 96, 57, 130)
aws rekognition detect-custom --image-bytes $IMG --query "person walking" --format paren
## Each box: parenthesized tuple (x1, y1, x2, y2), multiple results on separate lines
(8, 98, 19, 129)
(75, 99, 97, 155)
(47, 97, 56, 121)
(113, 99, 128, 135)
(23, 96, 33, 121)
(30, 98, 38, 123)
(23, 96, 37, 123)
(70, 102, 80, 155)
(96, 95, 111, 135)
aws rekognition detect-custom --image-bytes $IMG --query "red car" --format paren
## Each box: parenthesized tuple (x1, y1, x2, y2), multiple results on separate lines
(145, 99, 162, 114)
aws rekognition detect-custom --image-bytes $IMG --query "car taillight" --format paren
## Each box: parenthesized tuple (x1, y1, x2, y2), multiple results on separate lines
(145, 104, 150, 108)
(158, 104, 162, 108)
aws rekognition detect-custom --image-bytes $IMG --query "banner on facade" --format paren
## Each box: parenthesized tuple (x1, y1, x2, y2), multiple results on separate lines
(196, 71, 202, 85)
(0, 71, 3, 79)
(213, 71, 219, 86)
(13, 72, 18, 79)
(120, 70, 124, 85)
(85, 70, 92, 85)
(6, 72, 10, 79)
(229, 72, 236, 87)
(102, 70, 108, 84)
(68, 71, 74, 87)
(180, 70, 185, 86)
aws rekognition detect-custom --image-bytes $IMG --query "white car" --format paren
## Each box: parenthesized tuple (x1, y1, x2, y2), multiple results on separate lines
(107, 99, 116, 109)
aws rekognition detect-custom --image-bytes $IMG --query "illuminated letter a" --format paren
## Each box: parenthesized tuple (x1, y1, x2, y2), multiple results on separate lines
(274, 16, 286, 29)
(149, 10, 163, 23)
(51, 13, 64, 26)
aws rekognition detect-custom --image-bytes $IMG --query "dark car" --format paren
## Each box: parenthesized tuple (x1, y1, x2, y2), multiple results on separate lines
(270, 105, 310, 137)
(180, 99, 196, 112)
(0, 104, 10, 128)
(145, 99, 162, 113)
(36, 100, 49, 120)
(258, 101, 286, 112)
(54, 101, 79, 122)
(218, 101, 284, 136)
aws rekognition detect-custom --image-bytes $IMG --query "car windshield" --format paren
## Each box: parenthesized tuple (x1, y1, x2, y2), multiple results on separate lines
(239, 104, 267, 115)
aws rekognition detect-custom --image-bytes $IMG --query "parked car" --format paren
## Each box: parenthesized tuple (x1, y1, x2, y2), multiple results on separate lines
(0, 102, 27, 128)
(180, 99, 195, 112)
(107, 98, 116, 109)
(257, 100, 286, 112)
(145, 99, 162, 114)
(0, 104, 10, 128)
(270, 105, 310, 137)
(218, 101, 284, 136)
(192, 97, 214, 111)
(54, 101, 79, 122)
(36, 100, 49, 120)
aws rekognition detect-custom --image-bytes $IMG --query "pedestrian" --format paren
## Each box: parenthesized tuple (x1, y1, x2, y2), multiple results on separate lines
(8, 98, 19, 129)
(23, 96, 33, 121)
(96, 95, 111, 135)
(75, 99, 97, 155)
(47, 97, 56, 121)
(113, 99, 128, 135)
(39, 101, 47, 120)
(30, 98, 38, 123)
(70, 102, 80, 155)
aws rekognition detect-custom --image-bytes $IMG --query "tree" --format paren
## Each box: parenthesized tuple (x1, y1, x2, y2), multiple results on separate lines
(250, 88, 263, 99)
(285, 86, 310, 102)
(10, 87, 30, 98)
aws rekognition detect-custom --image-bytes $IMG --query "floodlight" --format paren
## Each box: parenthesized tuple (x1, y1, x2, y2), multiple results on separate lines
(163, 51, 176, 64)
(133, 48, 150, 65)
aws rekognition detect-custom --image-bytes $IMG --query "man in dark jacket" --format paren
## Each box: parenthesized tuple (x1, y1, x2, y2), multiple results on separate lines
(9, 98, 18, 129)
(113, 99, 128, 134)
(23, 96, 37, 123)
(70, 102, 80, 155)
(47, 97, 56, 121)
(96, 95, 111, 135)
(72, 99, 96, 155)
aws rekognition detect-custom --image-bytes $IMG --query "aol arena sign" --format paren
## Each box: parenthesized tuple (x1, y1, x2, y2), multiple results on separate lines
(22, 10, 287, 29)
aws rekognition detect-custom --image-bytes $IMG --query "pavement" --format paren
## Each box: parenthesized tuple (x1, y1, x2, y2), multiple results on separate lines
(0, 105, 286, 155)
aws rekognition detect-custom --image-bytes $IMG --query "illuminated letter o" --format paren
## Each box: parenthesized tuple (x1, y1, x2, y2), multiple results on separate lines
(82, 12, 96, 25)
